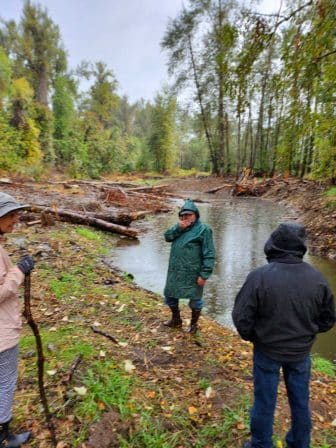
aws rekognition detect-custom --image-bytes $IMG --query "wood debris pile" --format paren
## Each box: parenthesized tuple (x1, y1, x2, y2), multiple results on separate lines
(205, 168, 289, 197)
(0, 178, 174, 239)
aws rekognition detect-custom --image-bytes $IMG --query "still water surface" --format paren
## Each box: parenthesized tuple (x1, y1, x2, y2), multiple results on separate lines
(111, 197, 336, 361)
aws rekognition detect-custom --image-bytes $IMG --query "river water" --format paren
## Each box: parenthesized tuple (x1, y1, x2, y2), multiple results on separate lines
(111, 197, 336, 361)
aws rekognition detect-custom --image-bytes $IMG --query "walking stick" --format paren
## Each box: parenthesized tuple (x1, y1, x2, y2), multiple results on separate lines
(24, 273, 58, 447)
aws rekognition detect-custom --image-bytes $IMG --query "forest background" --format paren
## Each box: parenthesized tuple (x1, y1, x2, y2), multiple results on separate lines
(0, 0, 335, 182)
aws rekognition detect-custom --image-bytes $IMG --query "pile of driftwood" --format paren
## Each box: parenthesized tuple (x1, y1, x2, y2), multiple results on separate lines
(0, 178, 174, 239)
(205, 169, 288, 197)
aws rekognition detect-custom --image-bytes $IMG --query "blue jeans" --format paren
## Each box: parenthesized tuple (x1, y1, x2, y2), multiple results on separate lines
(164, 296, 203, 310)
(250, 349, 311, 448)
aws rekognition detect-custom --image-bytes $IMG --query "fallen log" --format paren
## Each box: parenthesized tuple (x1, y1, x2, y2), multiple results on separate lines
(126, 184, 170, 192)
(28, 205, 138, 238)
(89, 212, 132, 226)
(205, 184, 233, 194)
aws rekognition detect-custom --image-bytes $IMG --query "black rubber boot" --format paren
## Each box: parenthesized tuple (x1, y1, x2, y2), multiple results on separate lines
(0, 421, 31, 447)
(189, 308, 201, 334)
(163, 305, 182, 328)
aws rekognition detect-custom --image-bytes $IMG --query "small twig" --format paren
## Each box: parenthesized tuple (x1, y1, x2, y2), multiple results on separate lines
(90, 326, 119, 344)
(63, 354, 83, 384)
(24, 274, 58, 447)
(26, 219, 42, 226)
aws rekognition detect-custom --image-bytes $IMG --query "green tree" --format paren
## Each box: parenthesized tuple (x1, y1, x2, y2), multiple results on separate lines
(148, 91, 177, 173)
(52, 75, 77, 165)
(0, 47, 12, 108)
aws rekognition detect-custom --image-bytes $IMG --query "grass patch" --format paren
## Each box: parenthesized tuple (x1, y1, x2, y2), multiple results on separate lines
(196, 399, 250, 447)
(74, 361, 133, 420)
(119, 413, 180, 447)
(324, 186, 336, 197)
(312, 356, 336, 377)
(75, 226, 102, 241)
(50, 273, 81, 299)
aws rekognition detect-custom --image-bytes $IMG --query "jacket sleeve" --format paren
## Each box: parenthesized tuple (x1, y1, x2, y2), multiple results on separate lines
(199, 227, 215, 280)
(164, 224, 183, 242)
(0, 265, 24, 305)
(316, 283, 335, 333)
(232, 271, 259, 342)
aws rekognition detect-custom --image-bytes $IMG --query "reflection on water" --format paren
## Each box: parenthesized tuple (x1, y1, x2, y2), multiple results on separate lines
(111, 197, 336, 361)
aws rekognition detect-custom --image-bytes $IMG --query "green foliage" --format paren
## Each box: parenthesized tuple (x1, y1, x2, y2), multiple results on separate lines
(149, 91, 177, 172)
(2, 0, 336, 180)
(0, 47, 12, 102)
(0, 112, 21, 169)
(52, 75, 76, 163)
(325, 187, 336, 197)
(34, 102, 55, 163)
(312, 356, 336, 377)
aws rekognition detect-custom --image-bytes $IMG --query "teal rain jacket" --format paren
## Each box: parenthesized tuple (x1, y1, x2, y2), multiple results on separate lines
(164, 199, 215, 300)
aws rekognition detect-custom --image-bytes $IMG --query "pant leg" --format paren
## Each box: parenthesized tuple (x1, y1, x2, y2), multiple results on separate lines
(0, 345, 19, 424)
(164, 297, 179, 307)
(283, 355, 311, 448)
(251, 349, 281, 448)
(188, 298, 203, 309)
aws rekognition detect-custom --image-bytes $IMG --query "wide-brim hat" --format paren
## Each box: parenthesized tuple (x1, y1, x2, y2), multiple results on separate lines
(0, 192, 29, 218)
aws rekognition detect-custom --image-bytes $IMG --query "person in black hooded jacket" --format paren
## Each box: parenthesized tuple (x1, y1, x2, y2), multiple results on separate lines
(232, 223, 335, 448)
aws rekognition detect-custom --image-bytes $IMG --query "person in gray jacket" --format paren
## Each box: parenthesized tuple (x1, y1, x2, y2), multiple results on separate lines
(232, 223, 335, 448)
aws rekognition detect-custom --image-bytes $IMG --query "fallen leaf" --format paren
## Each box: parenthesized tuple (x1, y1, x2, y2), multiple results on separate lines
(74, 386, 87, 396)
(56, 442, 69, 448)
(205, 386, 214, 399)
(188, 406, 198, 415)
(124, 359, 136, 373)
(117, 304, 126, 313)
(161, 346, 173, 352)
(46, 370, 57, 376)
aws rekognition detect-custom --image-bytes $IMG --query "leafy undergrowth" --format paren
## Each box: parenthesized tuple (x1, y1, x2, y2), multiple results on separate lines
(5, 222, 336, 448)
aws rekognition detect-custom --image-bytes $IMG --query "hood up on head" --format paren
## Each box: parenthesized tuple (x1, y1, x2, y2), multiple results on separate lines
(178, 199, 200, 219)
(264, 222, 307, 262)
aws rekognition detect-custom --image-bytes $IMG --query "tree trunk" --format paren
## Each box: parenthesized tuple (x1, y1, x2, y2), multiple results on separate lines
(187, 34, 215, 172)
(224, 112, 230, 173)
(236, 112, 242, 178)
(37, 67, 49, 106)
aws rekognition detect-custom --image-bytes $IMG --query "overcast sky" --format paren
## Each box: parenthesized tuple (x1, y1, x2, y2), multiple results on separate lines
(1, 0, 282, 103)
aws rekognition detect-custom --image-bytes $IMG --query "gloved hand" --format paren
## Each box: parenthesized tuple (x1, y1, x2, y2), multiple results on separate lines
(17, 255, 35, 275)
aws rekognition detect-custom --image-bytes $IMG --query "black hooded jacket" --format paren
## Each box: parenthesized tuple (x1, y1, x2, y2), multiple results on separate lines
(232, 223, 335, 362)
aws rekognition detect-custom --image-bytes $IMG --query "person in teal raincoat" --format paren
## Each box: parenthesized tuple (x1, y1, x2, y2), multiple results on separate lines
(163, 199, 215, 333)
